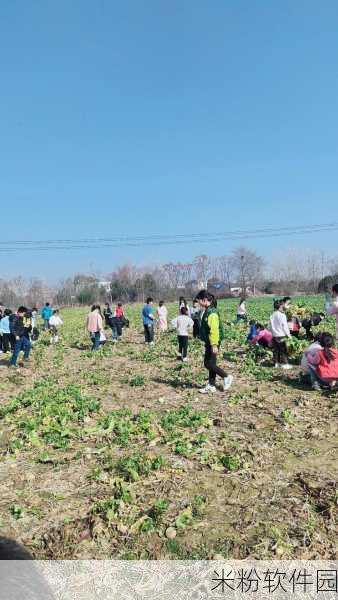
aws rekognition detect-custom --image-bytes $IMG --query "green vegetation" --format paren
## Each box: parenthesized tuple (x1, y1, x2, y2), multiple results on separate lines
(0, 295, 336, 560)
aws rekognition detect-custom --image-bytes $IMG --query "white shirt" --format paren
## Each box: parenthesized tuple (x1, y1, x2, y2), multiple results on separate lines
(171, 315, 194, 336)
(49, 315, 63, 327)
(237, 302, 246, 316)
(269, 310, 290, 338)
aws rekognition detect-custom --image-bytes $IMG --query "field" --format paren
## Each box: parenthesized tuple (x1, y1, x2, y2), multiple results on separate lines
(0, 296, 337, 560)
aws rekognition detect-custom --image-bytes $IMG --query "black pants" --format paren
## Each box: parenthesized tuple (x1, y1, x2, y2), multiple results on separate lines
(204, 344, 227, 386)
(258, 338, 270, 349)
(2, 333, 14, 353)
(178, 335, 188, 358)
(272, 337, 288, 364)
(144, 324, 154, 343)
(192, 319, 200, 338)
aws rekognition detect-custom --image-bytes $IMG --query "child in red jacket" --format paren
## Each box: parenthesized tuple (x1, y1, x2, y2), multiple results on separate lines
(307, 332, 338, 390)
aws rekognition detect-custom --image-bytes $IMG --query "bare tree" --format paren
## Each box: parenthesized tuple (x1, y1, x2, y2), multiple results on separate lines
(231, 247, 264, 296)
(216, 255, 234, 293)
(193, 255, 211, 288)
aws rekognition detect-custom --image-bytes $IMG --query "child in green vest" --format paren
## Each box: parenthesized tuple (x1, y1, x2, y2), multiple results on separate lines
(195, 290, 233, 394)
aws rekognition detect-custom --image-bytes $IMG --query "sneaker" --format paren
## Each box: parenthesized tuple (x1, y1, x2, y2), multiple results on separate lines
(182, 357, 188, 363)
(274, 363, 280, 369)
(199, 384, 217, 394)
(312, 381, 321, 391)
(223, 375, 233, 391)
(176, 352, 182, 359)
(150, 341, 155, 346)
(281, 364, 293, 370)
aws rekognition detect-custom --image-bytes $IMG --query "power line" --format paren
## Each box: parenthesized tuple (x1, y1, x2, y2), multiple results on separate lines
(0, 222, 337, 253)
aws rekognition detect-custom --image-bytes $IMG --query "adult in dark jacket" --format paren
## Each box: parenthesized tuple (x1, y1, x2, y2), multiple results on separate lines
(10, 307, 32, 367)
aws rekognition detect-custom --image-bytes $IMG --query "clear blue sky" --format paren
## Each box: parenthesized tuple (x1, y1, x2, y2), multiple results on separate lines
(1, 1, 338, 280)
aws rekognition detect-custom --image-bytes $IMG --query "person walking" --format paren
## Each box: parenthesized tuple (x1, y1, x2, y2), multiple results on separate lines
(269, 299, 292, 369)
(142, 297, 154, 345)
(171, 307, 194, 361)
(49, 309, 63, 344)
(10, 307, 32, 367)
(190, 299, 201, 338)
(196, 290, 233, 394)
(0, 309, 14, 353)
(41, 302, 53, 330)
(86, 305, 104, 351)
(156, 301, 168, 332)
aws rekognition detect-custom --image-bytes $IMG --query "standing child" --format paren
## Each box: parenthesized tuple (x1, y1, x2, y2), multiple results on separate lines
(114, 302, 124, 340)
(269, 300, 292, 369)
(171, 307, 194, 361)
(156, 301, 168, 332)
(142, 297, 154, 345)
(190, 299, 201, 338)
(49, 309, 63, 344)
(86, 305, 104, 351)
(0, 309, 13, 353)
(41, 302, 53, 330)
(236, 298, 247, 323)
(10, 307, 32, 367)
(196, 290, 233, 394)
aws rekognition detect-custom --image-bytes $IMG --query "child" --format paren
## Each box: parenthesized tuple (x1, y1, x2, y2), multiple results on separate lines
(0, 309, 13, 353)
(41, 302, 53, 330)
(288, 315, 301, 338)
(179, 297, 191, 317)
(10, 306, 32, 367)
(307, 332, 338, 390)
(142, 297, 154, 345)
(49, 309, 63, 344)
(247, 320, 258, 342)
(103, 303, 112, 327)
(86, 305, 104, 351)
(326, 284, 338, 340)
(156, 301, 168, 332)
(236, 298, 247, 323)
(195, 290, 233, 394)
(301, 313, 325, 340)
(114, 302, 124, 340)
(171, 307, 194, 361)
(300, 334, 323, 377)
(250, 323, 273, 348)
(114, 302, 124, 318)
(269, 299, 292, 369)
(190, 299, 201, 338)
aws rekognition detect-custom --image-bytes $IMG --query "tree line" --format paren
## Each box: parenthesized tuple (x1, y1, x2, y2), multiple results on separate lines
(1, 246, 337, 308)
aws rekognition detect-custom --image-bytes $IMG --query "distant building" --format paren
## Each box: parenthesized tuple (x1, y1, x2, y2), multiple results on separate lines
(98, 281, 111, 292)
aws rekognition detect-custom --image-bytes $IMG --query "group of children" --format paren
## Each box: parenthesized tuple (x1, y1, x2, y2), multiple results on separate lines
(141, 293, 233, 394)
(2, 284, 338, 393)
(245, 288, 338, 390)
(0, 303, 63, 367)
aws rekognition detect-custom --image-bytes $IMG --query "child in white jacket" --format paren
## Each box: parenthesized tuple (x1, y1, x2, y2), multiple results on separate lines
(49, 310, 63, 344)
(171, 307, 194, 361)
(269, 299, 292, 369)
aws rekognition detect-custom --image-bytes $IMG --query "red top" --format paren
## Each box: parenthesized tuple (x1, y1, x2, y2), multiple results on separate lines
(115, 307, 124, 318)
(315, 348, 338, 380)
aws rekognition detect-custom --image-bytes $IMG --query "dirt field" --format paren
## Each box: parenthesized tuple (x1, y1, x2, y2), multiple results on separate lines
(0, 298, 337, 559)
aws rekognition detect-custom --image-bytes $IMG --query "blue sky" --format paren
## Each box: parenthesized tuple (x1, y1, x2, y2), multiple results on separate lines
(1, 1, 338, 280)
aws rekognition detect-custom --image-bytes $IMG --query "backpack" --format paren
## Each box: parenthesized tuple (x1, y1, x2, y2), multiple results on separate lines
(200, 307, 224, 344)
